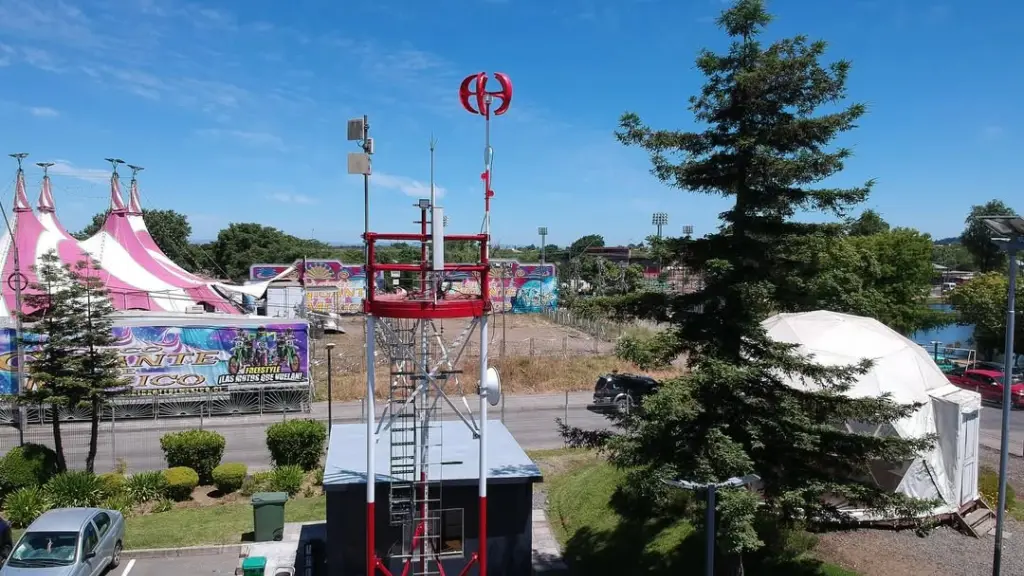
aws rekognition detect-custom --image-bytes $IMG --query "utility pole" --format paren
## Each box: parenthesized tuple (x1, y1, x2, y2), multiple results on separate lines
(6, 154, 28, 445)
(537, 227, 548, 264)
(347, 116, 373, 262)
(347, 116, 374, 378)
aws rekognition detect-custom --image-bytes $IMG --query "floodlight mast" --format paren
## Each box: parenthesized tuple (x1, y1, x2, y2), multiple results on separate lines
(979, 214, 1024, 576)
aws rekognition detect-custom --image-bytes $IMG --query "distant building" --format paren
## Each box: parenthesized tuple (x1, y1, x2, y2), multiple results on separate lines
(323, 420, 542, 576)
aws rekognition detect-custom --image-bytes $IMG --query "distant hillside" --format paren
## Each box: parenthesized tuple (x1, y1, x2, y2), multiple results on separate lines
(934, 237, 960, 245)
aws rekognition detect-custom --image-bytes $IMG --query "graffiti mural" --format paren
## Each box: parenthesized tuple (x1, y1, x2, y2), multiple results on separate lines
(252, 260, 554, 315)
(510, 264, 558, 313)
(444, 261, 557, 313)
(0, 322, 309, 395)
(251, 264, 299, 282)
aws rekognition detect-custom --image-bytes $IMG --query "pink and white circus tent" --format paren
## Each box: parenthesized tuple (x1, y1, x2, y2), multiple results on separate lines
(0, 165, 290, 317)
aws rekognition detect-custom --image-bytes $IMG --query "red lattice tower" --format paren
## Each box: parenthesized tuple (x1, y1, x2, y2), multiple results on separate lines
(364, 72, 512, 576)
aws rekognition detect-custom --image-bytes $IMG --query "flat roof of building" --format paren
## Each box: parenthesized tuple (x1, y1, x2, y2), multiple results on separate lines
(323, 420, 542, 488)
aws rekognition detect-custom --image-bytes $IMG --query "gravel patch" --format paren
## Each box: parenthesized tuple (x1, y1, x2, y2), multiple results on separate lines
(818, 521, 1024, 576)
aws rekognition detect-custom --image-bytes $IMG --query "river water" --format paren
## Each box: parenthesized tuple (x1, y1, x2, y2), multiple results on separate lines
(910, 304, 974, 348)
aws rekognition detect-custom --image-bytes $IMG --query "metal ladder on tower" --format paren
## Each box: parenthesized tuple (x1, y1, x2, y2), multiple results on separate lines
(384, 319, 419, 526)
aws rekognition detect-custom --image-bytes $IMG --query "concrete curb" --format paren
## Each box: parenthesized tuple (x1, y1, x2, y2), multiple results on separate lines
(124, 543, 248, 560)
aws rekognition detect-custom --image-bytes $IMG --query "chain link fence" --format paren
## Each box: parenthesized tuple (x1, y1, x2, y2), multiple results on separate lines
(0, 392, 609, 474)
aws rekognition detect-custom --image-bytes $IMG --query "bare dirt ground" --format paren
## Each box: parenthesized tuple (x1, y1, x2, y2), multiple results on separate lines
(309, 314, 666, 401)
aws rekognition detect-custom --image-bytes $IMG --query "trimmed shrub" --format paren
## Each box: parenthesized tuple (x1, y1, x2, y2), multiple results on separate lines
(44, 471, 101, 508)
(152, 498, 174, 513)
(100, 493, 135, 518)
(212, 463, 248, 494)
(97, 472, 126, 498)
(240, 471, 272, 497)
(125, 470, 167, 503)
(162, 467, 199, 501)
(159, 429, 225, 484)
(0, 443, 58, 497)
(266, 419, 326, 471)
(269, 465, 304, 496)
(4, 486, 50, 528)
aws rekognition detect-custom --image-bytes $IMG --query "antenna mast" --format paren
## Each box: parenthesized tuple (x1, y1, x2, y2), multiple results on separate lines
(6, 154, 28, 444)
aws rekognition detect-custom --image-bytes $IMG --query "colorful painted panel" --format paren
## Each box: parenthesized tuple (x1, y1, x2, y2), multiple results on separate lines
(439, 262, 557, 313)
(250, 264, 298, 281)
(510, 264, 558, 313)
(0, 323, 309, 395)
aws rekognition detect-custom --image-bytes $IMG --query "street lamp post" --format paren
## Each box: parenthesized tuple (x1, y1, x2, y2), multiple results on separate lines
(662, 474, 761, 576)
(978, 215, 1024, 576)
(325, 342, 336, 439)
(537, 226, 548, 264)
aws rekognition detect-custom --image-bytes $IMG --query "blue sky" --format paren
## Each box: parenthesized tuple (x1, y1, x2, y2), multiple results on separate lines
(0, 0, 1019, 246)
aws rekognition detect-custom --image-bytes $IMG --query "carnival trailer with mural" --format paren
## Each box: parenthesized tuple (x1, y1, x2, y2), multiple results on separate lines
(0, 313, 311, 420)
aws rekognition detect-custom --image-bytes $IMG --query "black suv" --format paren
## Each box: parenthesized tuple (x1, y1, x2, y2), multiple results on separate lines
(587, 372, 660, 414)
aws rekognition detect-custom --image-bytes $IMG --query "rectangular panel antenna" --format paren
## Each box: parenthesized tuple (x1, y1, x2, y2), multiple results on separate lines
(347, 153, 371, 175)
(347, 119, 365, 141)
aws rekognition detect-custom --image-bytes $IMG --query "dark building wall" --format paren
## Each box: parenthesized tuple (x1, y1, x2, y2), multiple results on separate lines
(327, 480, 534, 576)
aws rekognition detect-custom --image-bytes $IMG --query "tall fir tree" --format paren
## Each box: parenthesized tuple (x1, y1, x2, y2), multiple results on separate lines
(565, 1, 935, 572)
(20, 252, 126, 473)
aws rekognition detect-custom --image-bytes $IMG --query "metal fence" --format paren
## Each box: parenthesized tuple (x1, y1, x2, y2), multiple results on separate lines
(0, 391, 609, 474)
(540, 308, 664, 341)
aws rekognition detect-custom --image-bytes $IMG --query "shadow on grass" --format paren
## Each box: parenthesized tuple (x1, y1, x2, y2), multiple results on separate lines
(560, 488, 840, 576)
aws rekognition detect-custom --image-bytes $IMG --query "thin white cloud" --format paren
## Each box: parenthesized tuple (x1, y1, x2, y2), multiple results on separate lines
(29, 106, 59, 117)
(982, 125, 1004, 140)
(268, 192, 317, 205)
(373, 172, 447, 198)
(197, 128, 285, 150)
(48, 160, 109, 183)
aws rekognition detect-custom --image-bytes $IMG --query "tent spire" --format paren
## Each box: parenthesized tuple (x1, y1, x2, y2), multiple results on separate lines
(10, 153, 31, 213)
(105, 157, 126, 213)
(36, 162, 55, 213)
(127, 164, 144, 215)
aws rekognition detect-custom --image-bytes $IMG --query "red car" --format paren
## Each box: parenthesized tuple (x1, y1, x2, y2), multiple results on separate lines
(947, 367, 1024, 407)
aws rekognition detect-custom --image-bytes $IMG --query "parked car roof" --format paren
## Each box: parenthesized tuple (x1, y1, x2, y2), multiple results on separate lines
(966, 369, 1004, 378)
(27, 508, 103, 532)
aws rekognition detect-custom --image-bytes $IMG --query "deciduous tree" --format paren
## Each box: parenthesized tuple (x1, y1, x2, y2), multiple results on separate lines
(949, 272, 1023, 360)
(961, 200, 1017, 272)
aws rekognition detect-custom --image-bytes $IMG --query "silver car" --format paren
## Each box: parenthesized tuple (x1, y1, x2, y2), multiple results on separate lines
(0, 508, 124, 576)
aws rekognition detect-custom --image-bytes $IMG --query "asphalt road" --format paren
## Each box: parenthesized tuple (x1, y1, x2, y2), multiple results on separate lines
(3, 392, 610, 473)
(979, 402, 1024, 452)
(10, 390, 1018, 474)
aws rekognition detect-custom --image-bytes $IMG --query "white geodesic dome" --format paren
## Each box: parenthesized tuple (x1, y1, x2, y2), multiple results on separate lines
(762, 310, 981, 513)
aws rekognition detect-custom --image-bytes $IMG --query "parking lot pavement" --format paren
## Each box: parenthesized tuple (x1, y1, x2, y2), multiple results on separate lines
(111, 554, 240, 575)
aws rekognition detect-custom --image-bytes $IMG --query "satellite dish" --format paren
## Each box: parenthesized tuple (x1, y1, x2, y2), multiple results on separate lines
(482, 367, 501, 406)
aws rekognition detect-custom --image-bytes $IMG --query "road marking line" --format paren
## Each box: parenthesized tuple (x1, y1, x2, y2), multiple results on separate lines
(122, 558, 136, 576)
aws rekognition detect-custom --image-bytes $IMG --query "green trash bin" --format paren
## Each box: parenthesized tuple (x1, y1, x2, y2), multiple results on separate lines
(241, 556, 267, 576)
(252, 491, 288, 542)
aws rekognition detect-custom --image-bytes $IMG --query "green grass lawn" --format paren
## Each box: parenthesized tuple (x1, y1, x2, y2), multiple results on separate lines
(544, 453, 859, 576)
(123, 495, 326, 550)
